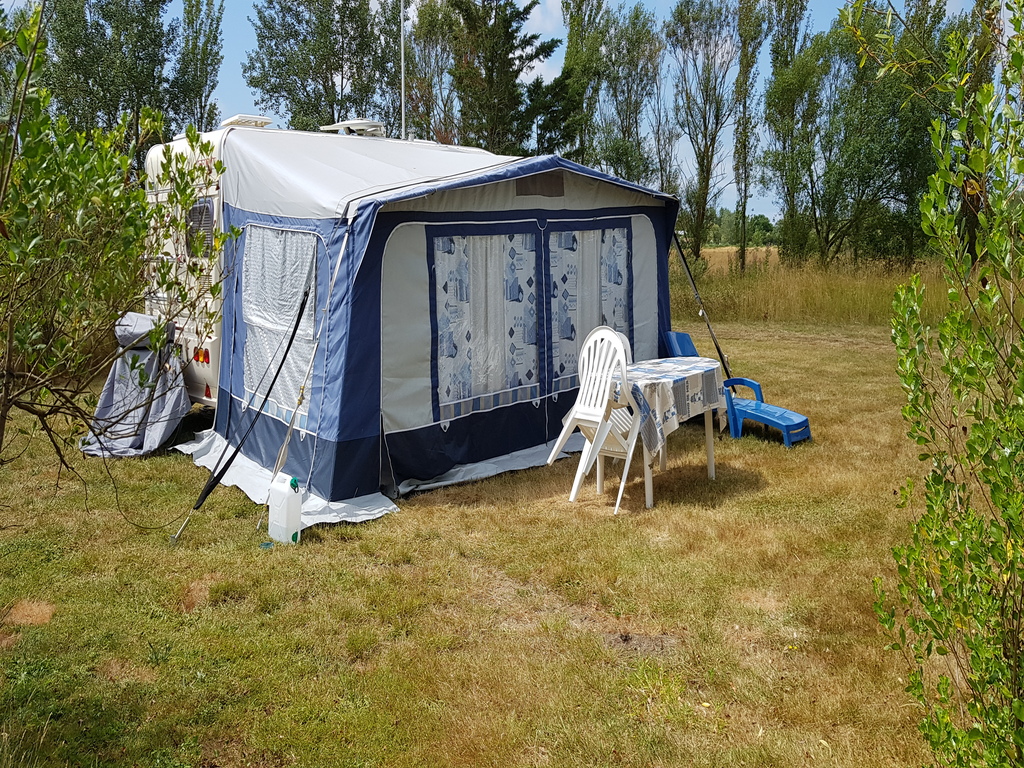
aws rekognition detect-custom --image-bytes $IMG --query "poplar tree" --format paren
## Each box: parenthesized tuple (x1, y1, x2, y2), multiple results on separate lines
(409, 0, 461, 143)
(666, 0, 739, 267)
(762, 0, 812, 263)
(46, 0, 175, 166)
(733, 0, 769, 271)
(169, 0, 224, 132)
(243, 0, 376, 131)
(598, 3, 660, 185)
(552, 0, 608, 163)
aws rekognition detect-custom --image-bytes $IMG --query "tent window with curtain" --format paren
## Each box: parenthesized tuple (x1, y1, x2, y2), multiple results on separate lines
(550, 224, 632, 394)
(241, 226, 317, 423)
(431, 231, 541, 422)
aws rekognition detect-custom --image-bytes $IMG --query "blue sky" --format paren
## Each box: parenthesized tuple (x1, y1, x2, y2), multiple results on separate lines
(203, 0, 851, 217)
(212, 0, 846, 122)
(203, 0, 848, 217)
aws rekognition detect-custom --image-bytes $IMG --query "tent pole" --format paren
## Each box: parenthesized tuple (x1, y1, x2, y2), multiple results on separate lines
(673, 232, 732, 380)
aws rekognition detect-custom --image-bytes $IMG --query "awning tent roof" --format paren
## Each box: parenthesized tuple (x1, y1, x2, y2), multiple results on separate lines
(148, 127, 676, 222)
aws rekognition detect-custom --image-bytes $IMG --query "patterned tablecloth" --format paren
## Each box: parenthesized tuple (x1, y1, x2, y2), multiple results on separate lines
(614, 357, 724, 455)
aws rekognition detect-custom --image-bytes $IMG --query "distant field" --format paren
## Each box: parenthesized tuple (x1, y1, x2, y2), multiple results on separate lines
(673, 248, 946, 328)
(701, 245, 780, 273)
(0, 294, 930, 767)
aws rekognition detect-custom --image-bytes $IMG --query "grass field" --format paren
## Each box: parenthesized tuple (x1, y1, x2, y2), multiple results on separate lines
(0, 264, 936, 766)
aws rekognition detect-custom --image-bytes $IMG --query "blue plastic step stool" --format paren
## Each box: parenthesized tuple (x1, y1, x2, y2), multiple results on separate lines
(723, 377, 811, 448)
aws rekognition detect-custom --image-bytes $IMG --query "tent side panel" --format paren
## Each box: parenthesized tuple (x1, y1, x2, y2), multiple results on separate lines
(373, 202, 670, 491)
(214, 205, 382, 501)
(215, 396, 380, 500)
(383, 400, 559, 484)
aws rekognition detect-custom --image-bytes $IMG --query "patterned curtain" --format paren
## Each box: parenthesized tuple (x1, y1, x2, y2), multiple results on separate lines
(433, 233, 540, 421)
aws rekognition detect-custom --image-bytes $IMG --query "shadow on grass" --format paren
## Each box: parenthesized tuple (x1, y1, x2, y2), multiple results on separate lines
(616, 461, 767, 513)
(2, 668, 154, 765)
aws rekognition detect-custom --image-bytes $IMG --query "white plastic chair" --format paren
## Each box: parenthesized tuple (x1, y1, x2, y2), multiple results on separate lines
(616, 331, 632, 363)
(546, 326, 647, 514)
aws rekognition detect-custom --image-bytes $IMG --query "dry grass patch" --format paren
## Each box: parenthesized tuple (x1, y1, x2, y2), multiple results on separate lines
(179, 572, 222, 613)
(4, 599, 55, 626)
(0, 318, 930, 767)
(96, 657, 158, 685)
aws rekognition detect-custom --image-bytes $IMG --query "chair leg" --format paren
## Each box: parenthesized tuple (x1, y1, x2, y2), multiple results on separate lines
(595, 454, 605, 495)
(546, 424, 576, 465)
(729, 410, 743, 439)
(613, 448, 635, 515)
(579, 421, 613, 480)
(659, 445, 667, 472)
(569, 438, 597, 502)
(613, 421, 643, 516)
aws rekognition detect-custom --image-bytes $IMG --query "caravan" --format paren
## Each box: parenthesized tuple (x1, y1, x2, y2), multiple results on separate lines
(148, 117, 679, 524)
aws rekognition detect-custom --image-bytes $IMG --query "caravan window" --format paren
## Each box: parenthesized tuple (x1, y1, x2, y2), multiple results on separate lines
(185, 198, 215, 261)
(430, 231, 541, 421)
(549, 225, 632, 392)
(241, 226, 317, 421)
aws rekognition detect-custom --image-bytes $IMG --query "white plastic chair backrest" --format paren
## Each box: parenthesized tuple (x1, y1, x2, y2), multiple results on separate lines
(616, 332, 633, 364)
(574, 326, 629, 424)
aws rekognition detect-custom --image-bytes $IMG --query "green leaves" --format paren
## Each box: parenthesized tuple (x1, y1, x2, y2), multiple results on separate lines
(882, 1, 1024, 765)
(0, 6, 231, 468)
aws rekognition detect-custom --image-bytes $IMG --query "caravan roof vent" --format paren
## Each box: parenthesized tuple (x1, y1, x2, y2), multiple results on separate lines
(220, 114, 273, 128)
(320, 119, 386, 137)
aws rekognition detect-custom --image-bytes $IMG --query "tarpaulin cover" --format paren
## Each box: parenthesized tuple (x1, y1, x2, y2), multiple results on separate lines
(82, 314, 191, 458)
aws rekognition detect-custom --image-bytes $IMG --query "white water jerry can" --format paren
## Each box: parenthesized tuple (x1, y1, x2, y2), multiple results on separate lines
(268, 473, 303, 544)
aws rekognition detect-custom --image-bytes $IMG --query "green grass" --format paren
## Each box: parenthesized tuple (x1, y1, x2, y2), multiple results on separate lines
(0, 272, 932, 766)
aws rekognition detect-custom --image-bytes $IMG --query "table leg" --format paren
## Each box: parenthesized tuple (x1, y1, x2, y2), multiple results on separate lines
(704, 409, 715, 480)
(643, 444, 654, 508)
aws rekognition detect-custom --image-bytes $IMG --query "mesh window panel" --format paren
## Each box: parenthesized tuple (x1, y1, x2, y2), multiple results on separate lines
(241, 226, 317, 417)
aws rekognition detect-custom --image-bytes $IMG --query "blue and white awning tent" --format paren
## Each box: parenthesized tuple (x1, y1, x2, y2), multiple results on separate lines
(156, 127, 679, 524)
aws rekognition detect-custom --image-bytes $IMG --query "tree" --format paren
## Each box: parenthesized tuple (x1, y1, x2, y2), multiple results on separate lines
(666, 0, 738, 267)
(766, 2, 948, 267)
(597, 2, 661, 185)
(0, 5, 227, 466)
(748, 213, 774, 245)
(169, 0, 224, 132)
(646, 33, 682, 197)
(408, 0, 462, 143)
(733, 0, 769, 271)
(761, 0, 812, 263)
(45, 0, 175, 167)
(843, 0, 991, 269)
(843, 0, 1024, 763)
(449, 0, 558, 154)
(243, 0, 376, 131)
(0, 6, 32, 106)
(881, 4, 1024, 762)
(549, 0, 608, 163)
(371, 0, 407, 138)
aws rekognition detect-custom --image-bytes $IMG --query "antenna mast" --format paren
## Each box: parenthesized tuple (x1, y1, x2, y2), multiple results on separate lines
(400, 0, 406, 140)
